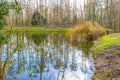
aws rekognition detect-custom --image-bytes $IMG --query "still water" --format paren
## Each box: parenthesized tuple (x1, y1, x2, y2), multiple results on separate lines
(0, 33, 95, 80)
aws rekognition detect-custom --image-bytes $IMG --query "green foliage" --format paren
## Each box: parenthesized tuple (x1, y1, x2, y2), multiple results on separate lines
(114, 50, 120, 55)
(0, 1, 22, 29)
(0, 19, 5, 29)
(31, 11, 47, 26)
(10, 2, 22, 13)
(0, 1, 9, 16)
(93, 33, 120, 52)
(0, 1, 9, 29)
(0, 32, 8, 46)
(92, 76, 99, 80)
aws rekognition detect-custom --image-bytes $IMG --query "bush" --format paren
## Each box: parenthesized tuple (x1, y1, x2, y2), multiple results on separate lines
(67, 21, 106, 43)
(31, 11, 47, 26)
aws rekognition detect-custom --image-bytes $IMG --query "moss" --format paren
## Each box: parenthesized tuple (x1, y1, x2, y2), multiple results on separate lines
(102, 70, 113, 77)
(92, 33, 120, 52)
(91, 76, 99, 80)
(92, 70, 115, 80)
(114, 50, 120, 55)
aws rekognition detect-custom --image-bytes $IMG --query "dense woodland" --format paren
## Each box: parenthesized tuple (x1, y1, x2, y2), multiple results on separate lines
(1, 0, 120, 32)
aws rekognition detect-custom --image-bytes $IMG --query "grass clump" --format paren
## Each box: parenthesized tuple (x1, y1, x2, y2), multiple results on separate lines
(93, 33, 120, 52)
(67, 21, 106, 43)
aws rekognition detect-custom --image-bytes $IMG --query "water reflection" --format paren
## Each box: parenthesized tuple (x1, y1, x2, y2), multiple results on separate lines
(0, 33, 95, 80)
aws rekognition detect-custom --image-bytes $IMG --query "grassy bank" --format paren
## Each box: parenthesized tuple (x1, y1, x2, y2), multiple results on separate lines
(2, 27, 70, 34)
(92, 33, 120, 53)
(92, 33, 120, 80)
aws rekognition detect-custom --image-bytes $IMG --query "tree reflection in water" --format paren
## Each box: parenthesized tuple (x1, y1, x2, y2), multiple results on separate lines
(0, 33, 95, 80)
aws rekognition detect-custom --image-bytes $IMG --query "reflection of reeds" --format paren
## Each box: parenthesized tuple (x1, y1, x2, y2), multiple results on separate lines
(66, 21, 106, 43)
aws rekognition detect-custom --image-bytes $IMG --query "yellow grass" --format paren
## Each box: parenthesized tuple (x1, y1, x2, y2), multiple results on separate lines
(67, 21, 106, 43)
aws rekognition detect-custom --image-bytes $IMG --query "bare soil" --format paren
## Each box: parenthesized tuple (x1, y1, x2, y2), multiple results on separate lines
(93, 46, 120, 80)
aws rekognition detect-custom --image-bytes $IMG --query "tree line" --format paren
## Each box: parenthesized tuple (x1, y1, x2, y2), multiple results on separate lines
(2, 0, 120, 32)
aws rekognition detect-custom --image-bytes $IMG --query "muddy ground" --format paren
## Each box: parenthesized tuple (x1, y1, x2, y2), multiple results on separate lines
(92, 46, 120, 80)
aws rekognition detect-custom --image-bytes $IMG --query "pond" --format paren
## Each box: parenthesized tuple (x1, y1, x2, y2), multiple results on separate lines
(0, 33, 95, 80)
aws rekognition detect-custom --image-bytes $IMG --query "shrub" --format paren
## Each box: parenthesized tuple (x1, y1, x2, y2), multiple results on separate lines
(31, 11, 47, 26)
(67, 21, 106, 43)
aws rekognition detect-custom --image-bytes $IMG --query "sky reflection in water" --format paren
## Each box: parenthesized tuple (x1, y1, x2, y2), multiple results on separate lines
(0, 34, 95, 80)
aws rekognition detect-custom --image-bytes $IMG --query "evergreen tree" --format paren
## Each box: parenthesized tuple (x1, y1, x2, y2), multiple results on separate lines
(31, 11, 47, 26)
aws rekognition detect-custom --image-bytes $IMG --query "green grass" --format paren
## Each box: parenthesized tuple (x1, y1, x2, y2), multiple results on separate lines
(92, 33, 120, 52)
(2, 27, 70, 34)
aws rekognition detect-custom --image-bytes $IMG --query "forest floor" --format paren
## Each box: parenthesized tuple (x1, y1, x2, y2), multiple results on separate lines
(92, 33, 120, 80)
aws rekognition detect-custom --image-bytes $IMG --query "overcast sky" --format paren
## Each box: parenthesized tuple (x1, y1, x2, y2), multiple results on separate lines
(22, 0, 85, 7)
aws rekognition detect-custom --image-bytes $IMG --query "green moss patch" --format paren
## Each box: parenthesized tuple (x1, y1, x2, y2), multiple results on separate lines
(114, 50, 120, 55)
(93, 33, 120, 52)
